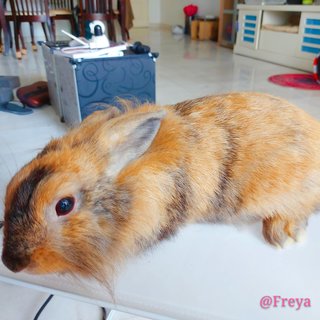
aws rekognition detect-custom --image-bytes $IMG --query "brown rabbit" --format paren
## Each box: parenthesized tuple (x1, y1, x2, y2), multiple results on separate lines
(2, 92, 320, 282)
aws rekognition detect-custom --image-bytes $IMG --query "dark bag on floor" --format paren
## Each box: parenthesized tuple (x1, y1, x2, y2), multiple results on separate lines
(16, 81, 50, 108)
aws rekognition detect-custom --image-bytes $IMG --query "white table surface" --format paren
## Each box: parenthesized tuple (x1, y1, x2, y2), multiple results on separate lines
(1, 107, 320, 320)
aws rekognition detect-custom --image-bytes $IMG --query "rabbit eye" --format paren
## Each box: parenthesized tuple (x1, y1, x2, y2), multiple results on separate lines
(55, 197, 75, 216)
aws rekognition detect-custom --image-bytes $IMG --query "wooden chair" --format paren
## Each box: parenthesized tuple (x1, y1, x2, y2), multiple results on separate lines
(78, 0, 119, 42)
(116, 0, 131, 41)
(49, 0, 76, 41)
(0, 0, 25, 56)
(0, 0, 10, 55)
(8, 0, 54, 58)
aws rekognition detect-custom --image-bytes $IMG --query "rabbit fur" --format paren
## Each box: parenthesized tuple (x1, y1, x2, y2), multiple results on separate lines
(2, 92, 320, 282)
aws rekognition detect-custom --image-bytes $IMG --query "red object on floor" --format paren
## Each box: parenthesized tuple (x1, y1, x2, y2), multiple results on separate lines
(268, 73, 320, 90)
(16, 81, 50, 108)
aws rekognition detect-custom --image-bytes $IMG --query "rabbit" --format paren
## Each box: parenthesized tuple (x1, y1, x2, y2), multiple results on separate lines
(2, 92, 320, 283)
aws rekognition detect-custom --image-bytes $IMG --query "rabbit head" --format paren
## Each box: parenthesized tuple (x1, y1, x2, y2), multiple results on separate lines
(1, 106, 166, 281)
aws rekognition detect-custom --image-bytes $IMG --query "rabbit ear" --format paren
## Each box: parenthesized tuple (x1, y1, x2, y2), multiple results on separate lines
(105, 110, 166, 178)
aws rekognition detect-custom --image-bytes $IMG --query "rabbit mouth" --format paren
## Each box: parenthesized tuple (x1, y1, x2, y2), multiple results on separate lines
(24, 261, 42, 274)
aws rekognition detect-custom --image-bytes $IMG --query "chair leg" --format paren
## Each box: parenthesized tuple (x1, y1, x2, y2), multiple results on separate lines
(0, 6, 5, 53)
(20, 37, 27, 55)
(13, 20, 21, 59)
(29, 22, 37, 51)
(47, 18, 54, 42)
(0, 23, 10, 55)
(41, 22, 49, 41)
(19, 25, 27, 55)
(80, 17, 85, 37)
(118, 16, 127, 41)
(0, 13, 11, 55)
(50, 18, 56, 42)
(0, 24, 2, 53)
(106, 20, 116, 42)
(118, 0, 127, 41)
(7, 21, 13, 49)
(69, 16, 76, 35)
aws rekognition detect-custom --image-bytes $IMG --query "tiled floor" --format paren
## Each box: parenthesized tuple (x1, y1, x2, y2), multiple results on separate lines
(0, 280, 149, 319)
(0, 26, 319, 319)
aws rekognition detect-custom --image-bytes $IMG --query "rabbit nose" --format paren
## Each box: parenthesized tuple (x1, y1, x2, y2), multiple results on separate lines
(1, 249, 31, 272)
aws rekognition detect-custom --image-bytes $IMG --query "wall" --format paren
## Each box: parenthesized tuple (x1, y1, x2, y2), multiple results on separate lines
(149, 0, 220, 26)
(149, 0, 161, 25)
(131, 0, 150, 27)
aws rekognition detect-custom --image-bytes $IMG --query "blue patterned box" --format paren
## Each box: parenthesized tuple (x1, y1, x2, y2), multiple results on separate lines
(73, 53, 156, 119)
(42, 44, 157, 126)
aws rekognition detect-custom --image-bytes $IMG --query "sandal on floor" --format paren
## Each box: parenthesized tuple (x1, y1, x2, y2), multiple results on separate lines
(0, 101, 33, 115)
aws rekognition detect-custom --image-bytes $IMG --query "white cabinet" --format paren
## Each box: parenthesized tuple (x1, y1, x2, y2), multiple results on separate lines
(234, 5, 320, 72)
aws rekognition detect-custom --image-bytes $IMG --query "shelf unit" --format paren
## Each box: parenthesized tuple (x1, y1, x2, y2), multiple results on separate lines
(218, 0, 239, 48)
(234, 5, 320, 72)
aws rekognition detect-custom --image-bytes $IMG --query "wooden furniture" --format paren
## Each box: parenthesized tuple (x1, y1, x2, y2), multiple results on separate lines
(191, 18, 219, 41)
(8, 0, 54, 58)
(78, 0, 129, 42)
(0, 1, 36, 57)
(117, 0, 132, 40)
(0, 0, 73, 58)
(218, 0, 238, 48)
(49, 0, 76, 41)
(0, 0, 10, 55)
(0, 0, 26, 56)
(234, 5, 320, 72)
(78, 0, 117, 41)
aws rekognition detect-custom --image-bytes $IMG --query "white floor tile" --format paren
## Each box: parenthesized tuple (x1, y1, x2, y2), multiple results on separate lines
(0, 281, 103, 320)
(109, 310, 150, 320)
